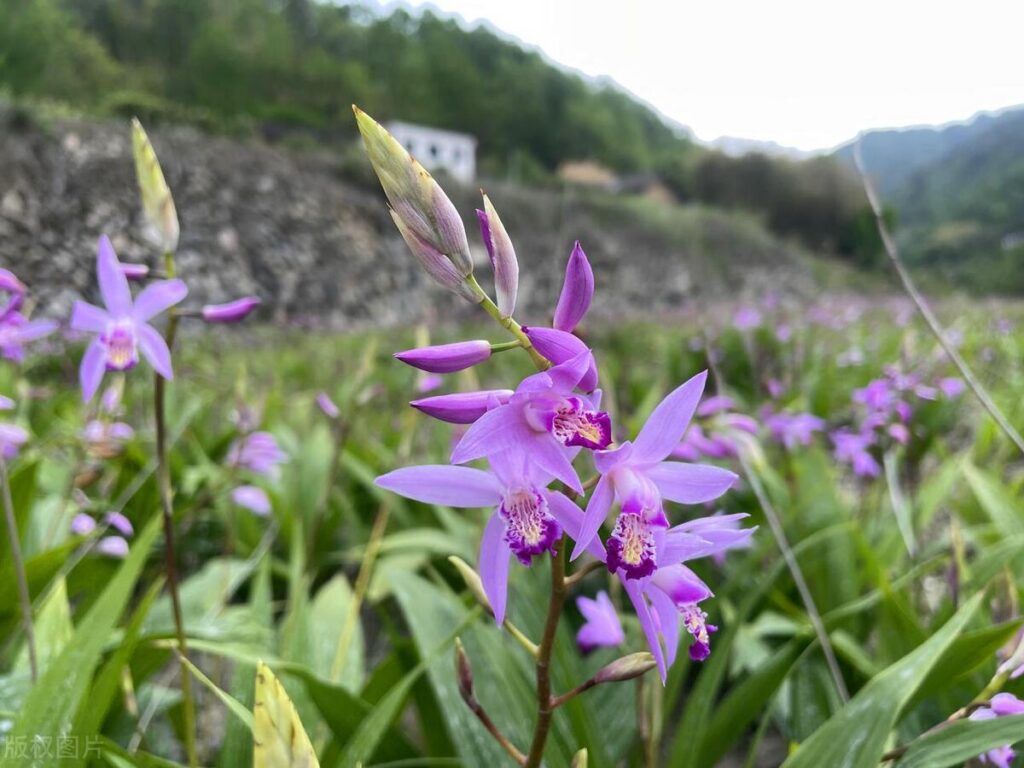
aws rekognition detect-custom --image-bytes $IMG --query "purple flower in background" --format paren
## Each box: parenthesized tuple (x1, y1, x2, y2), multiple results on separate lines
(0, 269, 25, 319)
(82, 420, 135, 455)
(202, 296, 261, 324)
(316, 392, 340, 419)
(0, 310, 58, 363)
(939, 377, 965, 398)
(395, 340, 491, 374)
(416, 374, 443, 394)
(226, 431, 287, 477)
(0, 422, 28, 460)
(764, 411, 825, 450)
(832, 430, 880, 478)
(575, 371, 737, 571)
(673, 396, 758, 462)
(0, 396, 13, 411)
(733, 306, 762, 331)
(553, 241, 594, 333)
(96, 536, 129, 559)
(70, 513, 97, 536)
(450, 353, 610, 494)
(70, 235, 188, 400)
(376, 450, 596, 624)
(104, 511, 134, 537)
(968, 694, 1024, 768)
(232, 485, 272, 516)
(576, 591, 625, 653)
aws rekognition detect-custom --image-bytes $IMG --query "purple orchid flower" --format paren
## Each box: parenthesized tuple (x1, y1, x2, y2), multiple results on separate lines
(573, 371, 737, 571)
(0, 310, 58, 363)
(70, 236, 188, 400)
(0, 422, 29, 460)
(576, 591, 625, 653)
(968, 694, 1024, 768)
(232, 485, 272, 516)
(226, 431, 287, 477)
(764, 411, 825, 450)
(831, 430, 880, 478)
(376, 449, 597, 624)
(450, 352, 610, 494)
(0, 269, 25, 319)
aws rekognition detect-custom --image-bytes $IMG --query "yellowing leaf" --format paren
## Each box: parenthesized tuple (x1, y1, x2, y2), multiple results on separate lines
(253, 661, 320, 768)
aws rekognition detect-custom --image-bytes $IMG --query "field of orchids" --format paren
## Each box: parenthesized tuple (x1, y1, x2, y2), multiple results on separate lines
(3, 110, 1024, 768)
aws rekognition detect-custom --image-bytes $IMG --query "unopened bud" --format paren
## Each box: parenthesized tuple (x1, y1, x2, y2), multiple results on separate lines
(120, 262, 150, 281)
(411, 389, 513, 424)
(454, 637, 474, 700)
(391, 209, 477, 301)
(593, 652, 657, 684)
(448, 556, 492, 614)
(316, 392, 340, 419)
(201, 296, 261, 324)
(131, 119, 179, 254)
(395, 340, 491, 374)
(477, 194, 518, 318)
(353, 106, 474, 286)
(554, 241, 594, 333)
(571, 748, 589, 768)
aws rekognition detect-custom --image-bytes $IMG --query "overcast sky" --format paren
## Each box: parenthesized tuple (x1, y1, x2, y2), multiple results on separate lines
(387, 0, 1024, 151)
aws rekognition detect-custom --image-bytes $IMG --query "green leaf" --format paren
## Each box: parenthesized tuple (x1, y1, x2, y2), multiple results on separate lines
(964, 463, 1024, 537)
(781, 592, 984, 768)
(1, 516, 160, 768)
(311, 575, 364, 692)
(894, 714, 1024, 768)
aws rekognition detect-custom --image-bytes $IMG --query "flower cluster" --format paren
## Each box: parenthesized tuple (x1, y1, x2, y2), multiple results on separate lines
(359, 109, 754, 679)
(0, 268, 57, 363)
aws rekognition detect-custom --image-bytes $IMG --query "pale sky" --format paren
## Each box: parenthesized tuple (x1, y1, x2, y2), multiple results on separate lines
(385, 0, 1024, 151)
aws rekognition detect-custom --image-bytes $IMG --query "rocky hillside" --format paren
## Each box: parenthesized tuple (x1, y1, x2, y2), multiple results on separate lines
(1, 114, 827, 329)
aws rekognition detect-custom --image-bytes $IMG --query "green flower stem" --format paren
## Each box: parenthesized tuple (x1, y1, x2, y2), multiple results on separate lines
(153, 249, 198, 768)
(465, 275, 550, 371)
(0, 457, 36, 682)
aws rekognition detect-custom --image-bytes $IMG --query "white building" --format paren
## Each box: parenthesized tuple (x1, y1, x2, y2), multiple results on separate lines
(385, 121, 477, 184)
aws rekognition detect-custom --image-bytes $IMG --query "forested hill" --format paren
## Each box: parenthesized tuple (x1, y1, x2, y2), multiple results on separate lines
(1, 0, 694, 179)
(835, 107, 1024, 292)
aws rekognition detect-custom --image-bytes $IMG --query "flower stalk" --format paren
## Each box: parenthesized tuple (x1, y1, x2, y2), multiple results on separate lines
(0, 456, 37, 682)
(455, 638, 528, 766)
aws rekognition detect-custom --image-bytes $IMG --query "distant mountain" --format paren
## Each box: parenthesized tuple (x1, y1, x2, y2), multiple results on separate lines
(834, 105, 1024, 292)
(708, 136, 816, 161)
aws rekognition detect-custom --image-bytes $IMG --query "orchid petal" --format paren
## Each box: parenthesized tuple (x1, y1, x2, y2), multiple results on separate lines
(529, 435, 582, 494)
(624, 578, 666, 683)
(96, 235, 132, 317)
(523, 327, 598, 392)
(375, 465, 502, 507)
(648, 585, 681, 668)
(137, 323, 174, 380)
(14, 319, 58, 342)
(572, 475, 613, 560)
(450, 403, 529, 464)
(651, 564, 713, 604)
(632, 371, 708, 464)
(132, 279, 188, 322)
(660, 531, 718, 564)
(80, 339, 106, 401)
(480, 512, 511, 624)
(71, 301, 110, 333)
(647, 461, 738, 504)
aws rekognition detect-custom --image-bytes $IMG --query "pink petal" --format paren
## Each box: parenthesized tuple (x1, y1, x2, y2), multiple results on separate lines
(70, 301, 109, 334)
(132, 279, 188, 322)
(545, 490, 607, 561)
(375, 465, 502, 507)
(624, 579, 667, 683)
(651, 563, 713, 604)
(571, 475, 613, 561)
(479, 512, 511, 624)
(632, 371, 708, 464)
(647, 462, 737, 504)
(136, 323, 174, 380)
(80, 339, 107, 401)
(96, 235, 132, 317)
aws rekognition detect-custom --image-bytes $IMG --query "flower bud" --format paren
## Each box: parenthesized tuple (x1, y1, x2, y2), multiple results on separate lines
(70, 513, 96, 536)
(593, 652, 657, 684)
(131, 119, 179, 254)
(0, 395, 14, 411)
(120, 262, 150, 281)
(477, 194, 518, 318)
(554, 241, 594, 332)
(232, 485, 272, 516)
(522, 327, 598, 392)
(395, 340, 491, 374)
(454, 637, 474, 700)
(316, 392, 340, 419)
(391, 210, 478, 302)
(353, 106, 474, 283)
(410, 389, 514, 424)
(448, 555, 492, 614)
(571, 749, 589, 768)
(202, 296, 261, 324)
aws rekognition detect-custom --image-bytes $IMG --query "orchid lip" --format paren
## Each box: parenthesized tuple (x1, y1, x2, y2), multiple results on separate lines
(499, 485, 561, 565)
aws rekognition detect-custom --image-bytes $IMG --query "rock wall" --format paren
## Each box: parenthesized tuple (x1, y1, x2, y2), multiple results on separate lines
(0, 114, 817, 329)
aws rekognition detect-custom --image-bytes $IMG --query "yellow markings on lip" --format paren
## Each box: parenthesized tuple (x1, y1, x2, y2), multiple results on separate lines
(575, 420, 603, 444)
